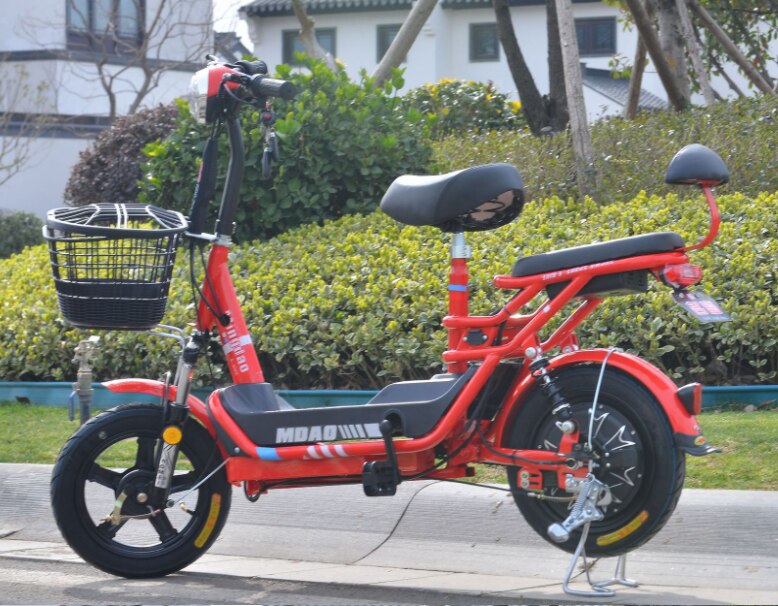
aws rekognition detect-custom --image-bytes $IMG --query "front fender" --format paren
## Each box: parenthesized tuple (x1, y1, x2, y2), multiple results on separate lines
(102, 378, 215, 437)
(495, 349, 714, 455)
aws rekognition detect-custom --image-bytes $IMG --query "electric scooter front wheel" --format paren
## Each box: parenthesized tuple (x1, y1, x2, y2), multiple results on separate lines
(506, 366, 685, 557)
(51, 403, 232, 578)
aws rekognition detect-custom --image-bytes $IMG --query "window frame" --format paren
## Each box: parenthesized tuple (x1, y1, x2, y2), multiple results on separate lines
(376, 24, 403, 63)
(66, 0, 144, 55)
(469, 23, 500, 63)
(282, 28, 337, 65)
(574, 17, 617, 57)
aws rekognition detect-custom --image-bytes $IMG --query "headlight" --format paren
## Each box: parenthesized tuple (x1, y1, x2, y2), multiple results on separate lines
(189, 69, 209, 124)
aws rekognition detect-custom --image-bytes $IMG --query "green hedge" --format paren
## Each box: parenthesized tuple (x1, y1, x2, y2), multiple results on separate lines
(432, 95, 778, 204)
(139, 59, 431, 242)
(1, 190, 775, 389)
(404, 78, 526, 139)
(0, 211, 43, 259)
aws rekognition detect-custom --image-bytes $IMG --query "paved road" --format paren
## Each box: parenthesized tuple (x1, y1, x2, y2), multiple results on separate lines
(0, 557, 536, 606)
(1, 463, 777, 604)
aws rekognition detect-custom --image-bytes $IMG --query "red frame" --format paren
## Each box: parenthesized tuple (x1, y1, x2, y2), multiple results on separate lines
(107, 186, 720, 491)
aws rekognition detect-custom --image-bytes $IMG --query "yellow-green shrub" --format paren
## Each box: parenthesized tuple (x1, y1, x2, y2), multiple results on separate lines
(1, 191, 775, 388)
(432, 95, 778, 204)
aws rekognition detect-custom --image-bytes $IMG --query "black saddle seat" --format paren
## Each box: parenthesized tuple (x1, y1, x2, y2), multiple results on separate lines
(512, 232, 685, 277)
(381, 163, 524, 232)
(665, 144, 729, 185)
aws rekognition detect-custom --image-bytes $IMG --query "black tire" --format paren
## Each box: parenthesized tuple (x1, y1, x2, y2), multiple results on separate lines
(506, 366, 685, 556)
(51, 403, 232, 578)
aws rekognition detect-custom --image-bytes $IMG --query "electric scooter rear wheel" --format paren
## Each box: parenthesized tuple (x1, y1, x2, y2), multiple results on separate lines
(506, 366, 685, 556)
(51, 403, 232, 578)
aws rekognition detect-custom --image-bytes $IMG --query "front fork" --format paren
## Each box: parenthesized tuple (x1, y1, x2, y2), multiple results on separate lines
(149, 331, 206, 509)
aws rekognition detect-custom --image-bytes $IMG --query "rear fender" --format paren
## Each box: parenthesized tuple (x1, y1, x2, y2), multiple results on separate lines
(494, 349, 714, 455)
(102, 378, 216, 437)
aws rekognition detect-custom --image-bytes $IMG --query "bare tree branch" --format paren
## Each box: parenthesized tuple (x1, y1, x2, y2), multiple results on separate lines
(0, 61, 50, 187)
(50, 0, 213, 121)
(625, 34, 647, 118)
(372, 0, 438, 87)
(687, 0, 776, 96)
(290, 0, 338, 70)
(554, 0, 596, 197)
(623, 0, 690, 110)
(675, 0, 716, 105)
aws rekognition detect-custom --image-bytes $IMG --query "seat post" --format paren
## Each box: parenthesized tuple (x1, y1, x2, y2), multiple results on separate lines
(447, 232, 471, 373)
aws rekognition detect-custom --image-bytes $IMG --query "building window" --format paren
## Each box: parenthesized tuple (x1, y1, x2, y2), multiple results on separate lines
(470, 23, 499, 62)
(66, 0, 144, 54)
(377, 24, 403, 62)
(282, 28, 336, 65)
(575, 18, 616, 56)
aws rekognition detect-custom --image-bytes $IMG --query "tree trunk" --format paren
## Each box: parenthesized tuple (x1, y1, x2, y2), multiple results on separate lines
(652, 0, 691, 101)
(290, 0, 338, 70)
(372, 0, 438, 87)
(553, 0, 596, 198)
(492, 0, 548, 135)
(625, 34, 647, 118)
(545, 0, 569, 131)
(687, 0, 776, 96)
(623, 0, 689, 110)
(675, 0, 715, 105)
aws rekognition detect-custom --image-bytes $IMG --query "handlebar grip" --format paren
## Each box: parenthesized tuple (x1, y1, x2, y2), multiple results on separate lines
(250, 75, 297, 100)
(234, 59, 268, 75)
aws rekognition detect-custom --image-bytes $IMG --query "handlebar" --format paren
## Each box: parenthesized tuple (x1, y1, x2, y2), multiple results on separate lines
(206, 55, 296, 101)
(188, 56, 295, 239)
(234, 59, 268, 76)
(249, 75, 297, 100)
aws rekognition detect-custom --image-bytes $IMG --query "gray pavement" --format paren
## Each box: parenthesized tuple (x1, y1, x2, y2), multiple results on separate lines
(1, 463, 777, 604)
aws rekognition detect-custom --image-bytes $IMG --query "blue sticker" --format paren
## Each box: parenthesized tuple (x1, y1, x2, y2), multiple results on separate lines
(257, 447, 282, 461)
(448, 284, 468, 292)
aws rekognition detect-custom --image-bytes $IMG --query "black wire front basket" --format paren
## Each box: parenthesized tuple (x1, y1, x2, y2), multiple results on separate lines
(44, 204, 188, 330)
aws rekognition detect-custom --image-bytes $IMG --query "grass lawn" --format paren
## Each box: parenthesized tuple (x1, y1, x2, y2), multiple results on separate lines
(1, 402, 776, 490)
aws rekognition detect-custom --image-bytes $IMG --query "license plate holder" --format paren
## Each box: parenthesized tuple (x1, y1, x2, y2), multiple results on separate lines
(672, 290, 731, 323)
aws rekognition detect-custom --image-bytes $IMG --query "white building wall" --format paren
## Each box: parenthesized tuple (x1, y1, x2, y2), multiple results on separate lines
(0, 136, 92, 217)
(246, 2, 776, 117)
(0, 0, 67, 51)
(0, 0, 213, 217)
(246, 2, 638, 116)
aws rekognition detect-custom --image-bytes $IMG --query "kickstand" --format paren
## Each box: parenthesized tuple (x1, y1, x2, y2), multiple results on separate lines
(561, 522, 638, 598)
(592, 553, 638, 590)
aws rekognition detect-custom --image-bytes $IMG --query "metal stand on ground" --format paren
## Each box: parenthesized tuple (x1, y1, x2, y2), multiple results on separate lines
(560, 522, 638, 598)
(70, 336, 100, 425)
(592, 553, 638, 591)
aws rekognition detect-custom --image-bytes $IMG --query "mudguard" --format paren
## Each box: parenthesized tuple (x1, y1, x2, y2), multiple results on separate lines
(496, 348, 716, 456)
(102, 378, 216, 437)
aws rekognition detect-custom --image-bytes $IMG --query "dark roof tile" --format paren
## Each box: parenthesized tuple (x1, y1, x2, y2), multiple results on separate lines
(582, 65, 668, 111)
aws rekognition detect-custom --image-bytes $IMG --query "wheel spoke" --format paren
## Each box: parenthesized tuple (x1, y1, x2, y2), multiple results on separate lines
(88, 463, 121, 490)
(170, 471, 197, 494)
(149, 510, 178, 542)
(135, 436, 157, 470)
(96, 517, 126, 540)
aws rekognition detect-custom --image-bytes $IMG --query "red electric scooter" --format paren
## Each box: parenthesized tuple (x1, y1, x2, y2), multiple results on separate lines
(47, 57, 728, 595)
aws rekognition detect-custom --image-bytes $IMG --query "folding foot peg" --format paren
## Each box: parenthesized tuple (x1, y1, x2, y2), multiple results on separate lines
(362, 419, 401, 496)
(548, 474, 610, 543)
